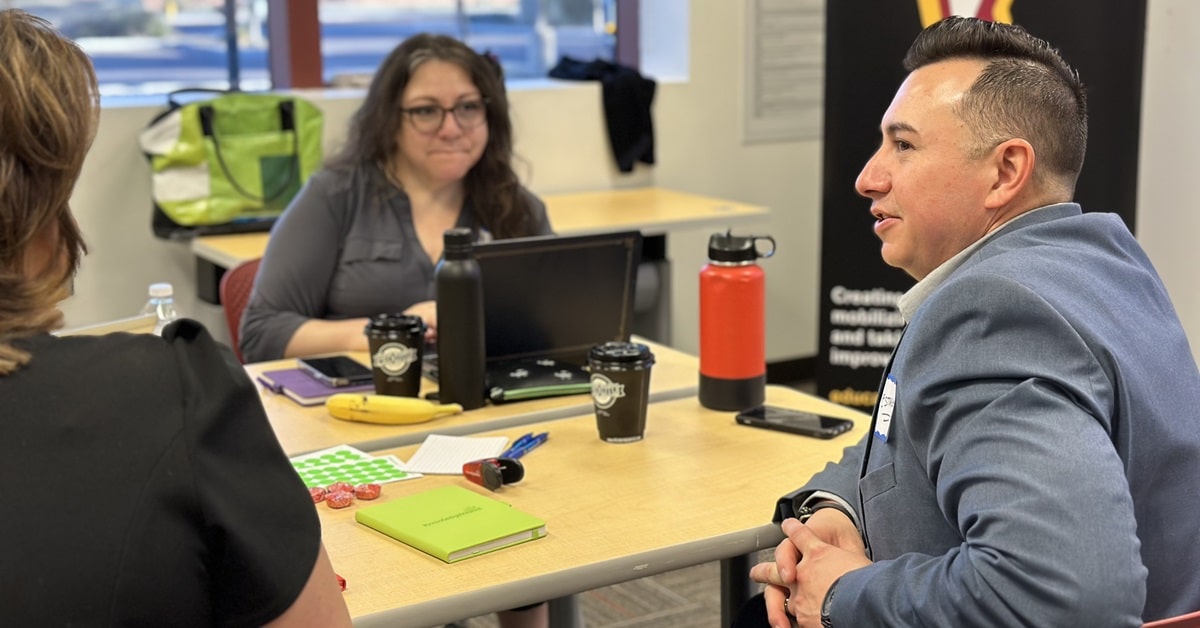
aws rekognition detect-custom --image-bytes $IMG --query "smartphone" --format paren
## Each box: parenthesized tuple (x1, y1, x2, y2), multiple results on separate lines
(735, 405, 854, 439)
(297, 356, 374, 387)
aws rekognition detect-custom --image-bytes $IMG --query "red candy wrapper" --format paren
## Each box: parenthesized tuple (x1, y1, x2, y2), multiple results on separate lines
(325, 490, 354, 509)
(326, 481, 354, 494)
(309, 487, 327, 503)
(354, 483, 382, 500)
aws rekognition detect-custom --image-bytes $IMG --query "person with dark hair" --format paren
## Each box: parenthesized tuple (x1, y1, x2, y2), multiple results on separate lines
(0, 9, 351, 626)
(241, 33, 552, 362)
(737, 16, 1200, 628)
(240, 34, 554, 627)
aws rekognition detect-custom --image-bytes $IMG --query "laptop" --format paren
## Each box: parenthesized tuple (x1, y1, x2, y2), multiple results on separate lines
(425, 230, 643, 402)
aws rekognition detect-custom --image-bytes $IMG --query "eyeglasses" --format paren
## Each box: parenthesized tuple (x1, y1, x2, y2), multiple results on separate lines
(399, 99, 488, 133)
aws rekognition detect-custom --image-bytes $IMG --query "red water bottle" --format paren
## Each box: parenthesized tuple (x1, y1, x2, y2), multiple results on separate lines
(699, 230, 775, 411)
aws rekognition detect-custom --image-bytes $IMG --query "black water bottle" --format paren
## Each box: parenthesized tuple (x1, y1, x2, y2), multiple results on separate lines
(436, 227, 486, 410)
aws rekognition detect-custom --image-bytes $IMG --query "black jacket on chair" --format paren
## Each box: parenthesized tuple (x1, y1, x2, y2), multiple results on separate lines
(549, 57, 656, 173)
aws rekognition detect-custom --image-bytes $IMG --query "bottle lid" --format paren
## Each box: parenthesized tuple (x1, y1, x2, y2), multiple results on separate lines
(148, 282, 173, 298)
(365, 313, 426, 336)
(443, 227, 473, 248)
(442, 227, 476, 259)
(707, 230, 776, 263)
(588, 341, 655, 367)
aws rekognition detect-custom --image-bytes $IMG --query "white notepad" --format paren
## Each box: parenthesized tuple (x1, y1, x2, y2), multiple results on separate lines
(404, 434, 509, 475)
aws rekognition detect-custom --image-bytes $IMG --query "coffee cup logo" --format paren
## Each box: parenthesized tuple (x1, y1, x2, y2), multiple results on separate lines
(373, 342, 417, 376)
(590, 373, 626, 409)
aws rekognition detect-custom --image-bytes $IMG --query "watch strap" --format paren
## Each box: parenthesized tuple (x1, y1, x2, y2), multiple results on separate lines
(821, 576, 841, 628)
(797, 500, 854, 524)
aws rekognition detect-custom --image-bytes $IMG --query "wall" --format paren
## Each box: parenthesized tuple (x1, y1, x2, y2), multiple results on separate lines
(1137, 0, 1200, 366)
(60, 0, 821, 362)
(652, 2, 822, 362)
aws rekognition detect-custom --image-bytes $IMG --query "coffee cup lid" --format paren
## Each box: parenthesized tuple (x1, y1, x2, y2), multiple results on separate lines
(588, 341, 654, 364)
(365, 313, 425, 335)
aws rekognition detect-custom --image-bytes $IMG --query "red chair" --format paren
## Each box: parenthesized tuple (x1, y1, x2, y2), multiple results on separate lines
(1145, 610, 1200, 628)
(218, 258, 262, 363)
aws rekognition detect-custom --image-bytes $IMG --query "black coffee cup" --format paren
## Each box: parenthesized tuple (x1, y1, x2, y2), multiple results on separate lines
(365, 313, 426, 397)
(585, 341, 656, 443)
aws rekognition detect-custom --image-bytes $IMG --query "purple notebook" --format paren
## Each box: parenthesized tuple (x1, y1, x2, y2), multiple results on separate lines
(257, 368, 374, 406)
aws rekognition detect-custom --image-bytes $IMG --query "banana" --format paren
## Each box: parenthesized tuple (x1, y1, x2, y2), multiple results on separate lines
(325, 393, 464, 425)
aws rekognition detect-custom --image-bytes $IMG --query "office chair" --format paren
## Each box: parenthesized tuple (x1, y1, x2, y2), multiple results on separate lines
(218, 258, 262, 363)
(1144, 610, 1200, 628)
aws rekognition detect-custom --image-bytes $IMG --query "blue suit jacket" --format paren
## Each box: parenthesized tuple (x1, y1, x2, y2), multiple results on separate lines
(783, 205, 1200, 626)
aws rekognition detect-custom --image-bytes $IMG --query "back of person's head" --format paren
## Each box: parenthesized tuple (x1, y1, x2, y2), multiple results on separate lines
(904, 16, 1087, 196)
(0, 9, 96, 374)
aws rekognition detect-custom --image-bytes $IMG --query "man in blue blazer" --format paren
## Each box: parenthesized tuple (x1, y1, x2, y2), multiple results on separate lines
(740, 16, 1200, 628)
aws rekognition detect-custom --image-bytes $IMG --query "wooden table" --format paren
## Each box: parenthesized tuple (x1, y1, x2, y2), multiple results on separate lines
(314, 385, 867, 627)
(251, 338, 701, 456)
(538, 187, 769, 236)
(56, 313, 158, 336)
(192, 187, 769, 303)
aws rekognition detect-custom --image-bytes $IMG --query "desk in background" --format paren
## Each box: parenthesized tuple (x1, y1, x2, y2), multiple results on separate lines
(194, 188, 769, 342)
(251, 337, 699, 457)
(314, 385, 867, 628)
(56, 313, 158, 336)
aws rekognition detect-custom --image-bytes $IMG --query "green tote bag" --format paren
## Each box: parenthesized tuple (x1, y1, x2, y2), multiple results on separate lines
(139, 89, 323, 239)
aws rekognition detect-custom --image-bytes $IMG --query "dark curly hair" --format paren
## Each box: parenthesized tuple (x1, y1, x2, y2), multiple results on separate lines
(327, 33, 537, 238)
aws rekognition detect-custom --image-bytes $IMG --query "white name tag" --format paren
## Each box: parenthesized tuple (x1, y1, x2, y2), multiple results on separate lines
(874, 375, 897, 443)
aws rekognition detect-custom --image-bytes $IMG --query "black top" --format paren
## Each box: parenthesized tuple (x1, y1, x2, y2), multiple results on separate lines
(0, 320, 319, 626)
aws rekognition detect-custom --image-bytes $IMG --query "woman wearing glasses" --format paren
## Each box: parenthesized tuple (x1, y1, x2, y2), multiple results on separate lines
(240, 33, 552, 363)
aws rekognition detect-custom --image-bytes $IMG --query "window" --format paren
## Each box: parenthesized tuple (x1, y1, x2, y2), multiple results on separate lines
(319, 0, 618, 86)
(21, 0, 621, 97)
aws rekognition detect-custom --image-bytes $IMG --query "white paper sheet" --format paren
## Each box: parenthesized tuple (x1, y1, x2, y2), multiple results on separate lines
(403, 434, 509, 475)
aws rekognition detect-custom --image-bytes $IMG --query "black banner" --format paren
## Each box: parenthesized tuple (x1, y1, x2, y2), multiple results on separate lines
(816, 0, 1147, 408)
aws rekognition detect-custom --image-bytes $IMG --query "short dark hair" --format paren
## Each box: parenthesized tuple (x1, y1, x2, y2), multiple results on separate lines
(904, 16, 1088, 192)
(329, 33, 537, 238)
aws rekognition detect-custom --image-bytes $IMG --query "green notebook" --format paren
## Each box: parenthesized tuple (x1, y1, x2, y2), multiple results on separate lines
(354, 485, 548, 563)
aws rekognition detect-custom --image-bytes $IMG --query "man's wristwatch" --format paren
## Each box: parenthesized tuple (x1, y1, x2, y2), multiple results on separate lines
(820, 577, 840, 628)
(797, 500, 853, 524)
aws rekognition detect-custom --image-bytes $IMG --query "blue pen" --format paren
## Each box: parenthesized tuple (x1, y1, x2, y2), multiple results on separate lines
(500, 432, 535, 458)
(507, 432, 549, 459)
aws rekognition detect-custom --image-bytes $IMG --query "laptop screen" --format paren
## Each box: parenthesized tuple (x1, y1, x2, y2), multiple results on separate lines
(473, 230, 642, 365)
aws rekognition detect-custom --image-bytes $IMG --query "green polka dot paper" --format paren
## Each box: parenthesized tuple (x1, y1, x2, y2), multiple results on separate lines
(289, 444, 422, 488)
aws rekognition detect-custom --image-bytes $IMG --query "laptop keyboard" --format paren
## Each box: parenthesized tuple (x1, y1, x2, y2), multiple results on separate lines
(421, 354, 592, 403)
